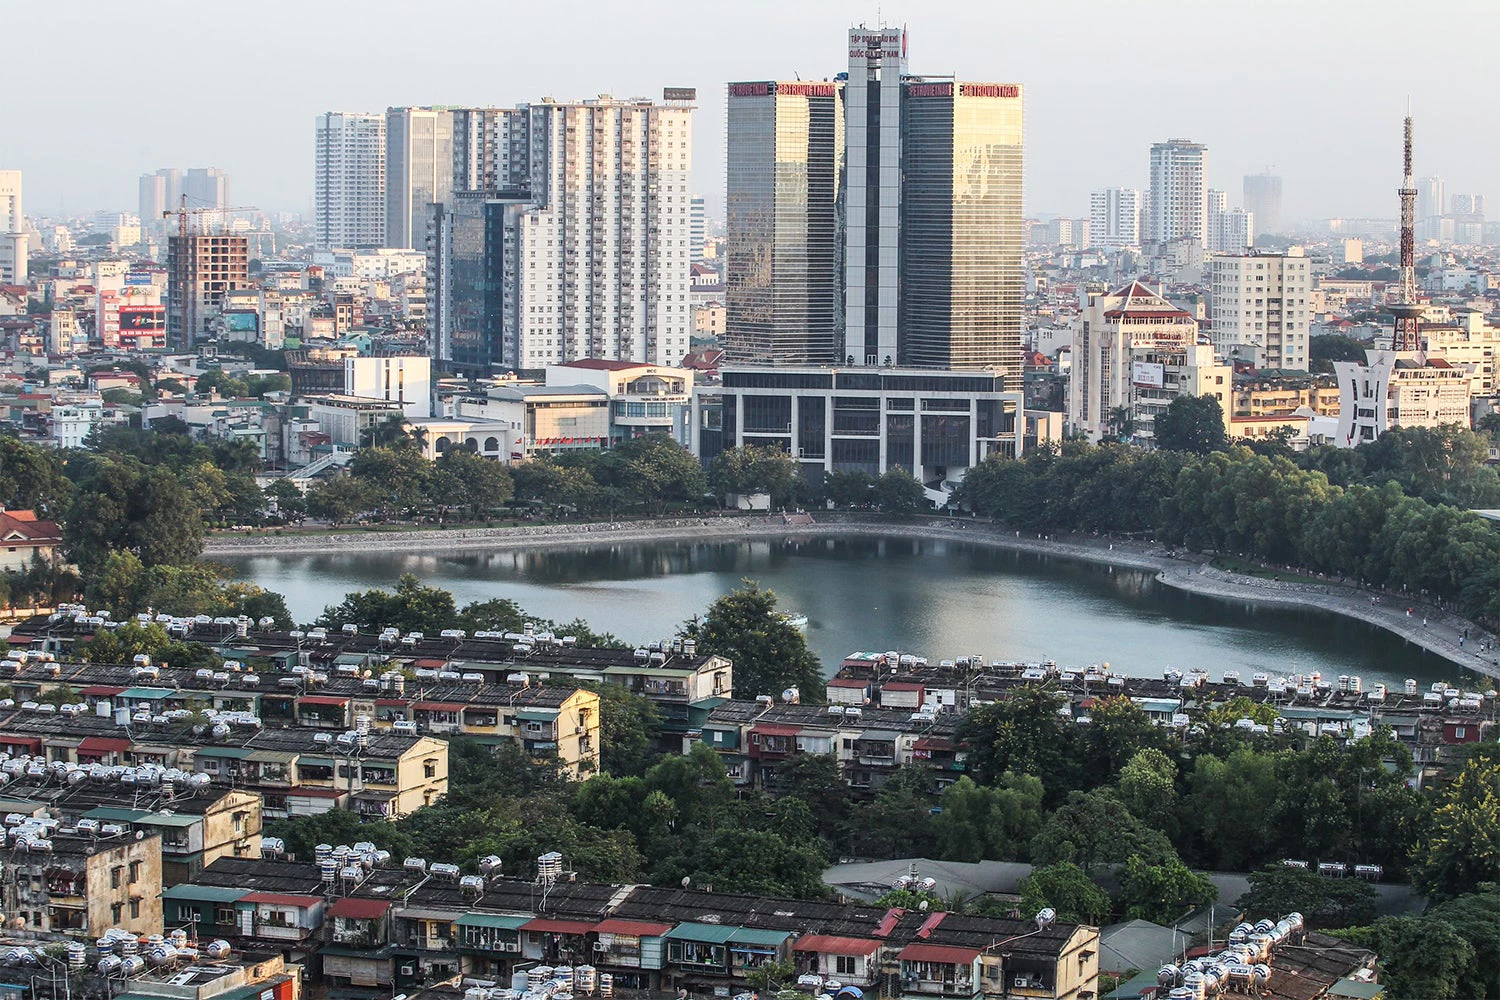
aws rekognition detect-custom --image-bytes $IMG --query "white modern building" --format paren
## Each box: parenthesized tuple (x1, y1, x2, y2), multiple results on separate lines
(431, 92, 697, 371)
(385, 107, 453, 252)
(1208, 251, 1313, 370)
(1090, 187, 1141, 247)
(1146, 139, 1208, 247)
(0, 170, 28, 285)
(315, 112, 387, 249)
(1332, 350, 1470, 447)
(1422, 309, 1500, 396)
(343, 355, 432, 419)
(1069, 280, 1231, 444)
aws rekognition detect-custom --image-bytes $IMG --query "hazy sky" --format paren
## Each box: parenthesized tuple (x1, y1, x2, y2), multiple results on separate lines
(10, 0, 1498, 225)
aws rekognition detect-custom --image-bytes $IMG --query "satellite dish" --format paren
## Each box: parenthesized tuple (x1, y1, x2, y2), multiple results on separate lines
(681, 876, 691, 888)
(918, 901, 929, 911)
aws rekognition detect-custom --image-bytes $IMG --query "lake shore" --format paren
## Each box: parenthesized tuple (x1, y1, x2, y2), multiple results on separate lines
(206, 515, 1499, 679)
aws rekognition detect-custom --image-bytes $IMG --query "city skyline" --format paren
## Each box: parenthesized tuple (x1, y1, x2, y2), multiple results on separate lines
(9, 0, 1497, 226)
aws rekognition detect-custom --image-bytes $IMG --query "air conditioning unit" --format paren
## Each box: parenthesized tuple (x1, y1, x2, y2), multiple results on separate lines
(574, 727, 585, 735)
(400, 965, 416, 977)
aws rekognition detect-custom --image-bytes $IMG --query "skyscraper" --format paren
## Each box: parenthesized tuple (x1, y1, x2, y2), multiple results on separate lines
(139, 168, 182, 226)
(431, 91, 697, 371)
(690, 196, 707, 264)
(1090, 187, 1141, 247)
(386, 107, 454, 251)
(183, 167, 230, 210)
(843, 24, 907, 367)
(1242, 171, 1282, 235)
(899, 79, 1024, 376)
(0, 171, 27, 285)
(724, 79, 845, 364)
(315, 112, 387, 249)
(1146, 139, 1208, 247)
(1208, 251, 1311, 369)
(1416, 176, 1445, 220)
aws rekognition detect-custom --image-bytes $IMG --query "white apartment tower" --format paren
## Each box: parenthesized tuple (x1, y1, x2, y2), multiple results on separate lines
(1208, 250, 1312, 369)
(1146, 139, 1208, 247)
(1090, 187, 1141, 247)
(386, 107, 454, 251)
(0, 171, 26, 285)
(843, 25, 907, 366)
(431, 92, 697, 370)
(315, 112, 387, 249)
(1209, 205, 1255, 253)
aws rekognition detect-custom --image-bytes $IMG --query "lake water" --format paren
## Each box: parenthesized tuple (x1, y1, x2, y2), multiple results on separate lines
(217, 535, 1467, 688)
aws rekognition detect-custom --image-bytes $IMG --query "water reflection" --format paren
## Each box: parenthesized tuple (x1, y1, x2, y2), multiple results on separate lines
(220, 535, 1466, 687)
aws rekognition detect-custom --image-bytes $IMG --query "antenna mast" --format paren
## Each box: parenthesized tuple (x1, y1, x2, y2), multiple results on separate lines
(1393, 110, 1422, 351)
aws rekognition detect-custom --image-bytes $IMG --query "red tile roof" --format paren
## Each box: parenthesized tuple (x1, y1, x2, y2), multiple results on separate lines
(593, 919, 673, 937)
(327, 897, 391, 919)
(522, 918, 596, 935)
(0, 511, 61, 545)
(899, 943, 980, 964)
(795, 935, 881, 956)
(555, 358, 650, 371)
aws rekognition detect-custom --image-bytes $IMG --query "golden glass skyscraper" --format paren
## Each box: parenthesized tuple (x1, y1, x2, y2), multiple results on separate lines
(900, 80, 1025, 382)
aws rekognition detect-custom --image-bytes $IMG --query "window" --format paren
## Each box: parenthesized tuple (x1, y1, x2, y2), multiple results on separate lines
(111, 867, 123, 889)
(424, 759, 438, 779)
(129, 861, 141, 883)
(130, 899, 141, 919)
(836, 956, 858, 976)
(112, 903, 123, 923)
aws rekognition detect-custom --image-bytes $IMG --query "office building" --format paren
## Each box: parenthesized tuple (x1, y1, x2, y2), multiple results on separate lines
(184, 167, 230, 210)
(167, 233, 249, 348)
(0, 170, 27, 285)
(692, 366, 1026, 500)
(315, 112, 387, 249)
(1090, 187, 1141, 247)
(1208, 251, 1312, 369)
(1243, 171, 1282, 235)
(344, 355, 432, 418)
(900, 79, 1025, 378)
(386, 107, 454, 251)
(724, 79, 845, 365)
(139, 168, 183, 226)
(1069, 280, 1231, 444)
(431, 92, 696, 372)
(1146, 139, 1208, 247)
(843, 25, 907, 368)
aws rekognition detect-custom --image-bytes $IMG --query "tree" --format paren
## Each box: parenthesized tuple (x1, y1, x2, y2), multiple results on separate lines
(1340, 917, 1474, 1000)
(875, 468, 930, 515)
(510, 459, 602, 513)
(596, 435, 707, 514)
(1237, 867, 1377, 928)
(931, 774, 1044, 862)
(359, 414, 421, 450)
(1030, 789, 1174, 870)
(1183, 747, 1281, 871)
(430, 449, 514, 519)
(0, 437, 71, 517)
(1117, 748, 1178, 835)
(708, 445, 800, 507)
(585, 683, 662, 778)
(1309, 334, 1369, 374)
(823, 470, 876, 508)
(1018, 862, 1111, 925)
(349, 447, 432, 515)
(685, 581, 824, 701)
(64, 459, 205, 574)
(770, 753, 854, 844)
(263, 479, 306, 521)
(958, 687, 1080, 795)
(304, 476, 380, 525)
(1151, 394, 1227, 454)
(316, 573, 458, 634)
(1117, 855, 1217, 924)
(1428, 891, 1500, 1000)
(1413, 759, 1500, 901)
(860, 767, 939, 859)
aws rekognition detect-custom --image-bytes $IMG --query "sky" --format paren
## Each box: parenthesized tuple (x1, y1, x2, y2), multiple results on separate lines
(9, 0, 1499, 226)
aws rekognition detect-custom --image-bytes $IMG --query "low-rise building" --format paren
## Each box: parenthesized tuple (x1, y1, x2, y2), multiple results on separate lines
(0, 509, 62, 571)
(0, 827, 163, 938)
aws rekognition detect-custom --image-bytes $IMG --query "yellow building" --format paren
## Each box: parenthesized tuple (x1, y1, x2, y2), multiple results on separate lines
(0, 828, 164, 938)
(1233, 378, 1339, 418)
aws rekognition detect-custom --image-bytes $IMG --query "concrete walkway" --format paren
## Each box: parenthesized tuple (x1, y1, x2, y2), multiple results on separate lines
(205, 516, 1498, 679)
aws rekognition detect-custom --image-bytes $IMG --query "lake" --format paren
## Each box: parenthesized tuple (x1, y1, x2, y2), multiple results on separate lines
(217, 535, 1466, 688)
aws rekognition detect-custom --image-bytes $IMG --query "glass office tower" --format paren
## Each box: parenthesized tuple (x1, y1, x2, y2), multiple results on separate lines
(900, 80, 1024, 383)
(725, 80, 845, 365)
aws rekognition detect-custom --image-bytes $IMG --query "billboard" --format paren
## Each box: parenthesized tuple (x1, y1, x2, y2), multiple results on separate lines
(222, 311, 258, 334)
(118, 305, 165, 332)
(123, 272, 153, 286)
(1132, 361, 1166, 388)
(663, 87, 697, 102)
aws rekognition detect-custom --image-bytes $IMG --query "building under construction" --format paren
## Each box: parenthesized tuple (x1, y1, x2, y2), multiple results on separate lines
(165, 203, 251, 349)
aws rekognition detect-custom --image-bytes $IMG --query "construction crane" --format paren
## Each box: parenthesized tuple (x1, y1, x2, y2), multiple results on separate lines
(163, 194, 258, 238)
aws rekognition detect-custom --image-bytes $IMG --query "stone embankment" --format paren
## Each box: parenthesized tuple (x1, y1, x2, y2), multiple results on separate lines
(205, 516, 1498, 677)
